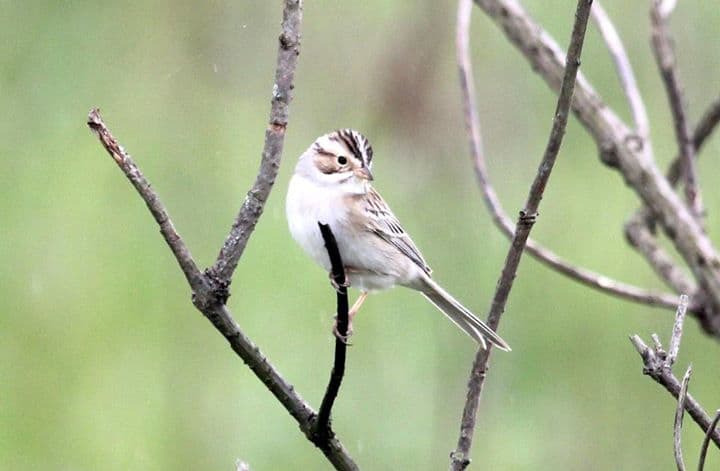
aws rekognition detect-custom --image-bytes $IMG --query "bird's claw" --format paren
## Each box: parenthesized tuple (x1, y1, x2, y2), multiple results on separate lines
(328, 272, 350, 292)
(332, 315, 354, 345)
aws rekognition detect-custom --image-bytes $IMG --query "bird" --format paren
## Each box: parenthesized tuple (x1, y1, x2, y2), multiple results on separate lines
(285, 129, 510, 351)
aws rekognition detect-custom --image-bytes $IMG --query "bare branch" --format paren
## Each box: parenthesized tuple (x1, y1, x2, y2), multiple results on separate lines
(668, 294, 689, 367)
(650, 1, 703, 221)
(312, 224, 350, 446)
(630, 334, 720, 449)
(624, 214, 697, 295)
(473, 0, 720, 333)
(87, 109, 205, 291)
(88, 2, 360, 469)
(592, 1, 650, 140)
(208, 0, 303, 284)
(451, 1, 592, 468)
(699, 410, 720, 471)
(674, 365, 692, 471)
(87, 111, 358, 470)
(460, 0, 681, 312)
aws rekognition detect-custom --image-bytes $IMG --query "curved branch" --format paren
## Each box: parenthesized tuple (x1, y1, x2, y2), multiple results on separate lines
(208, 0, 303, 284)
(457, 1, 679, 310)
(472, 0, 720, 333)
(592, 1, 650, 141)
(451, 0, 592, 468)
(699, 410, 720, 471)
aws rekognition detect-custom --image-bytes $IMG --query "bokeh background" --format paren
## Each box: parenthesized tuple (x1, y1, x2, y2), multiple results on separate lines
(3, 1, 720, 469)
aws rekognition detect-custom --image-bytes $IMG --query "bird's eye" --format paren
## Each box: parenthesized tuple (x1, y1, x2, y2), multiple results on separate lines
(337, 156, 348, 165)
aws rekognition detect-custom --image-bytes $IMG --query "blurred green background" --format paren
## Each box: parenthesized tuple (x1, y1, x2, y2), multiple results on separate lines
(2, 1, 720, 469)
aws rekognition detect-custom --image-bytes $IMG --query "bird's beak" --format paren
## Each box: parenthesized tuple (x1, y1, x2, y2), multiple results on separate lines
(354, 167, 374, 181)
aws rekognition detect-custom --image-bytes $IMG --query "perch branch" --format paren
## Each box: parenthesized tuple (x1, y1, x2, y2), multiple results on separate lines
(208, 0, 303, 284)
(699, 410, 720, 471)
(459, 0, 680, 311)
(87, 110, 358, 471)
(674, 365, 691, 471)
(88, 2, 359, 469)
(650, 0, 703, 222)
(592, 1, 650, 141)
(472, 0, 720, 335)
(312, 223, 350, 444)
(450, 1, 592, 469)
(630, 297, 720, 449)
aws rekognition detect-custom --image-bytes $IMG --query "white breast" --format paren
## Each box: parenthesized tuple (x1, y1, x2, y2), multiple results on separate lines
(286, 174, 422, 292)
(286, 174, 340, 273)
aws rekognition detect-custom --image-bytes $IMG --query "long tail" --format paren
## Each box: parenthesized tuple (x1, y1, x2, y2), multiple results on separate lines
(418, 275, 511, 352)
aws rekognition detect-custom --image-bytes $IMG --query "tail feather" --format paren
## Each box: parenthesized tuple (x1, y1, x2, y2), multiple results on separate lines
(419, 276, 511, 352)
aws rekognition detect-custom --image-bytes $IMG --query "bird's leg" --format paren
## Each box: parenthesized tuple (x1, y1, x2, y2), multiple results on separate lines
(332, 291, 368, 344)
(348, 291, 368, 322)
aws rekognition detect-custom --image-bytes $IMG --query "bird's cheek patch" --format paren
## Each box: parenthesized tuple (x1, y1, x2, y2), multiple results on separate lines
(314, 154, 339, 175)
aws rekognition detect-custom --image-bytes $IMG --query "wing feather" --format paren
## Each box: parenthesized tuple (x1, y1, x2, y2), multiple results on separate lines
(363, 188, 432, 274)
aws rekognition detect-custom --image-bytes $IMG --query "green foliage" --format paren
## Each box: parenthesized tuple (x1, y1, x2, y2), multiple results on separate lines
(2, 1, 720, 469)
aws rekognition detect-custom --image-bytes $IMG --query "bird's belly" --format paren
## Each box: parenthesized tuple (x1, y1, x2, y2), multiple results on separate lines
(287, 174, 420, 292)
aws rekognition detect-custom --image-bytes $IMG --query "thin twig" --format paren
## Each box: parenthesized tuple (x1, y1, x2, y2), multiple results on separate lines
(592, 1, 649, 140)
(630, 336, 720, 449)
(87, 2, 360, 468)
(667, 294, 689, 367)
(667, 96, 720, 187)
(208, 0, 303, 284)
(312, 223, 350, 444)
(473, 0, 720, 333)
(674, 365, 692, 471)
(698, 410, 720, 471)
(624, 215, 697, 295)
(650, 0, 703, 222)
(459, 0, 681, 312)
(450, 1, 592, 468)
(87, 109, 205, 290)
(87, 111, 358, 471)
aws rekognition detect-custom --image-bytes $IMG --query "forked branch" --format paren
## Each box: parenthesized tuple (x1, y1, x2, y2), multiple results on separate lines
(630, 296, 720, 450)
(87, 1, 359, 469)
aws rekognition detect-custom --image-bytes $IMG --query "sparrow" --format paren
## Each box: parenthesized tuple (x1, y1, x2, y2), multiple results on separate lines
(285, 129, 510, 351)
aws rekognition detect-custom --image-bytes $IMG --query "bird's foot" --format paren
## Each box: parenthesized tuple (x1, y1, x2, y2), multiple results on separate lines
(332, 316, 354, 345)
(328, 271, 350, 292)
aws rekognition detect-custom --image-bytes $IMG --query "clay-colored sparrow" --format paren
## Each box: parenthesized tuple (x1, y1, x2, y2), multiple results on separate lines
(286, 129, 510, 351)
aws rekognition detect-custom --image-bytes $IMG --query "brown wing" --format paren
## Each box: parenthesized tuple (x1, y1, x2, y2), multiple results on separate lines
(363, 187, 432, 274)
